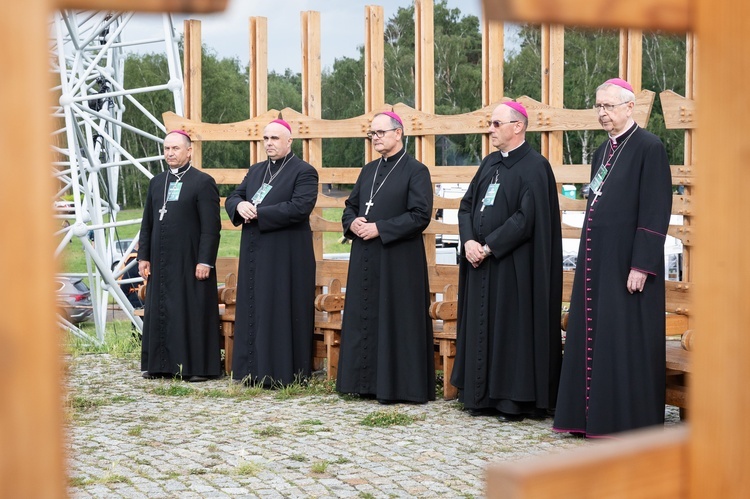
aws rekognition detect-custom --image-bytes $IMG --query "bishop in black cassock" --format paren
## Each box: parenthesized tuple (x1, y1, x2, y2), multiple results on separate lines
(554, 79, 673, 437)
(225, 119, 318, 386)
(451, 102, 563, 421)
(138, 130, 222, 381)
(336, 111, 435, 404)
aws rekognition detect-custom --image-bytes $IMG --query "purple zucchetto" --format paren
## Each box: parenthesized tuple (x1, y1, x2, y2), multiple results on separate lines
(270, 119, 292, 132)
(502, 101, 528, 118)
(379, 111, 403, 126)
(604, 78, 634, 94)
(167, 129, 191, 141)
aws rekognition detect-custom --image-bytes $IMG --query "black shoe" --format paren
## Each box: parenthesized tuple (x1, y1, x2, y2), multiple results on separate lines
(466, 407, 496, 417)
(377, 399, 396, 405)
(497, 412, 524, 422)
(141, 371, 154, 379)
(186, 375, 208, 383)
(527, 408, 550, 420)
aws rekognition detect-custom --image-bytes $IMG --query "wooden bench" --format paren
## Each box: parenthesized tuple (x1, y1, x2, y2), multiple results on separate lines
(431, 269, 693, 409)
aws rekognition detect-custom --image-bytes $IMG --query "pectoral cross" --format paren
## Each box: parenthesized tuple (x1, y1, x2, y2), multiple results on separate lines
(365, 199, 374, 216)
(159, 206, 167, 221)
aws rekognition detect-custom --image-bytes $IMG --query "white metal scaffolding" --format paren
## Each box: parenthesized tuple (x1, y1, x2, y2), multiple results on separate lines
(51, 11, 184, 344)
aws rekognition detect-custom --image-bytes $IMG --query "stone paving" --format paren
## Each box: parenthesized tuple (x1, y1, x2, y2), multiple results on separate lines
(66, 354, 681, 498)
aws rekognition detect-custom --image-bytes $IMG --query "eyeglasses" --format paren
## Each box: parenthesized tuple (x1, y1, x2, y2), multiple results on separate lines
(366, 128, 399, 139)
(593, 102, 629, 112)
(488, 120, 519, 128)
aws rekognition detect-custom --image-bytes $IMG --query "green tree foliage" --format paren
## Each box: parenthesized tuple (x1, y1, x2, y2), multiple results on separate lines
(383, 1, 484, 165)
(505, 26, 685, 167)
(117, 7, 687, 207)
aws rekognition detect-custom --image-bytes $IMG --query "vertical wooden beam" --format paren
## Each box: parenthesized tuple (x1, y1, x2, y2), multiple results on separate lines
(415, 0, 437, 268)
(364, 5, 385, 164)
(681, 32, 697, 283)
(0, 1, 66, 497)
(248, 17, 268, 165)
(619, 29, 643, 92)
(414, 0, 435, 166)
(691, 1, 750, 497)
(481, 16, 504, 157)
(540, 24, 564, 165)
(183, 20, 202, 168)
(301, 11, 323, 260)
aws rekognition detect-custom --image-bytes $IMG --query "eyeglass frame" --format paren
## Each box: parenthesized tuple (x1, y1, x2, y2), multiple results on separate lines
(488, 120, 519, 128)
(593, 101, 631, 112)
(366, 128, 400, 139)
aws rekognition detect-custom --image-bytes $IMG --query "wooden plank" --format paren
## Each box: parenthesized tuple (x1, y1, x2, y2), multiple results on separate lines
(660, 90, 696, 130)
(691, 2, 750, 496)
(2, 1, 66, 496)
(481, 0, 691, 32)
(620, 29, 643, 92)
(248, 17, 268, 164)
(162, 92, 655, 141)
(183, 20, 202, 169)
(519, 91, 655, 131)
(364, 5, 384, 164)
(666, 341, 690, 373)
(481, 16, 504, 157)
(486, 426, 688, 499)
(57, 0, 228, 11)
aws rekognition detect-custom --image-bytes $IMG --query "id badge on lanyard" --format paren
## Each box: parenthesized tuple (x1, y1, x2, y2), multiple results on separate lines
(251, 183, 273, 204)
(481, 183, 500, 211)
(588, 163, 608, 196)
(167, 182, 183, 201)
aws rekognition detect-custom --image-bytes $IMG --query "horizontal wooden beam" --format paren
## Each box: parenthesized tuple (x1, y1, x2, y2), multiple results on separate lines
(56, 0, 228, 12)
(486, 426, 689, 498)
(482, 0, 691, 33)
(163, 92, 654, 141)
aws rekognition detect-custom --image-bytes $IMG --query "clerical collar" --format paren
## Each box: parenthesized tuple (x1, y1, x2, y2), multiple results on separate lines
(382, 148, 405, 162)
(170, 162, 191, 175)
(270, 151, 292, 165)
(499, 140, 526, 158)
(610, 120, 637, 144)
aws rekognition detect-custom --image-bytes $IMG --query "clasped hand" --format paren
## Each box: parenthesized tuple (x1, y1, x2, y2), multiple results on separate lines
(464, 240, 486, 268)
(238, 200, 257, 222)
(350, 216, 379, 240)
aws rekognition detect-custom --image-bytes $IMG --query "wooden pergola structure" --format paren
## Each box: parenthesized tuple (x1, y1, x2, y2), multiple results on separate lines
(1, 0, 747, 497)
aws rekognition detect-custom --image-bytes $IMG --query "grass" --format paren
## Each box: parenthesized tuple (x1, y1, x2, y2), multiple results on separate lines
(64, 321, 141, 358)
(254, 425, 283, 438)
(361, 409, 421, 427)
(310, 460, 329, 474)
(235, 460, 263, 476)
(127, 425, 144, 437)
(150, 384, 195, 397)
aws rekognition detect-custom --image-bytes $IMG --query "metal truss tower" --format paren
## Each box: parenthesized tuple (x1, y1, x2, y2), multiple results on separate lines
(51, 11, 183, 344)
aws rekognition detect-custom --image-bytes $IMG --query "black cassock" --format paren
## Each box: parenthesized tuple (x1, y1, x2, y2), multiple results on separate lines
(225, 153, 318, 386)
(451, 142, 563, 415)
(554, 124, 672, 436)
(336, 151, 435, 403)
(138, 164, 222, 378)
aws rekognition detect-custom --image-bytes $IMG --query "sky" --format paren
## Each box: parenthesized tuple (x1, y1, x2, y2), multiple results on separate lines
(126, 0, 488, 73)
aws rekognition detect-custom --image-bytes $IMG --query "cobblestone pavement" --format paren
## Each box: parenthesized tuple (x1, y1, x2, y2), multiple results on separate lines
(66, 354, 681, 498)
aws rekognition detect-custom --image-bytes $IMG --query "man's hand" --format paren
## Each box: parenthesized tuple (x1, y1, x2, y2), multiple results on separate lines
(464, 240, 487, 268)
(627, 269, 647, 294)
(138, 260, 151, 281)
(237, 200, 257, 222)
(195, 263, 211, 281)
(350, 217, 380, 240)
